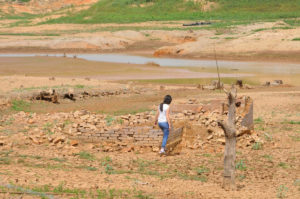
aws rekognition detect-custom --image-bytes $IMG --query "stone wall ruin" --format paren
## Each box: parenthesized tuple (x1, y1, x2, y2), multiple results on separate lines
(3, 95, 256, 153)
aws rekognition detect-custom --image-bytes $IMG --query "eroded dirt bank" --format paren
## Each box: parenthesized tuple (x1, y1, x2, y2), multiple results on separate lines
(1, 21, 300, 62)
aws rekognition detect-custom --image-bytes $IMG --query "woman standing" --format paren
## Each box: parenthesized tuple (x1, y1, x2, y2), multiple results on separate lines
(155, 95, 172, 154)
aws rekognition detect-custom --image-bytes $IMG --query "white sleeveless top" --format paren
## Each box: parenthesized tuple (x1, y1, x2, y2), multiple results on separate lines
(158, 104, 170, 123)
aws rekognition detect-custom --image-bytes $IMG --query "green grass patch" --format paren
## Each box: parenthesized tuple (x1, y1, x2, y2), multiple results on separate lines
(253, 28, 268, 32)
(96, 188, 151, 199)
(236, 159, 247, 171)
(271, 26, 293, 30)
(252, 142, 263, 150)
(0, 150, 13, 157)
(105, 115, 115, 126)
(253, 26, 293, 33)
(0, 157, 11, 165)
(195, 165, 210, 175)
(278, 162, 289, 169)
(76, 165, 98, 171)
(224, 37, 236, 40)
(3, 182, 149, 199)
(288, 120, 300, 124)
(74, 84, 85, 89)
(289, 135, 300, 142)
(2, 117, 14, 126)
(292, 38, 300, 41)
(74, 151, 95, 161)
(263, 132, 273, 142)
(177, 172, 207, 182)
(11, 100, 31, 112)
(1, 12, 37, 20)
(99, 156, 116, 174)
(277, 184, 288, 198)
(202, 153, 212, 157)
(42, 0, 300, 24)
(16, 154, 42, 159)
(284, 19, 300, 26)
(50, 157, 66, 162)
(262, 154, 273, 161)
(254, 117, 264, 124)
(53, 183, 86, 195)
(43, 122, 54, 135)
(22, 162, 67, 170)
(237, 174, 246, 181)
(281, 120, 300, 124)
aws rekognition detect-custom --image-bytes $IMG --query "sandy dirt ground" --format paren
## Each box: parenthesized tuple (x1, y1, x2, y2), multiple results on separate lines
(0, 55, 299, 199)
(0, 85, 299, 198)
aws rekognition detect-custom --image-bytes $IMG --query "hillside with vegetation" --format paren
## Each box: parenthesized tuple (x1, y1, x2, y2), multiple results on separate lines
(0, 0, 300, 59)
(44, 0, 300, 24)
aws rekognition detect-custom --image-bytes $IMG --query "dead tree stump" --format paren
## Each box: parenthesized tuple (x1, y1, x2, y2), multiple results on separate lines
(35, 89, 59, 103)
(236, 80, 243, 88)
(218, 85, 237, 190)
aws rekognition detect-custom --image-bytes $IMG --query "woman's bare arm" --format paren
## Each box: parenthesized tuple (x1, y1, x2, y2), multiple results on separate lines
(154, 108, 159, 125)
(166, 108, 171, 129)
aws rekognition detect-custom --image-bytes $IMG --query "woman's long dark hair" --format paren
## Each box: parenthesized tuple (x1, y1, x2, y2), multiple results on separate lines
(160, 95, 172, 112)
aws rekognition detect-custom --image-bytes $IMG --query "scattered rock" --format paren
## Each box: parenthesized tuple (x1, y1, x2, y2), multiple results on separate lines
(244, 84, 253, 89)
(53, 135, 65, 144)
(121, 145, 134, 153)
(263, 81, 270, 86)
(29, 136, 41, 145)
(203, 85, 216, 90)
(27, 119, 35, 124)
(207, 135, 213, 140)
(217, 138, 225, 145)
(152, 146, 159, 152)
(70, 140, 79, 146)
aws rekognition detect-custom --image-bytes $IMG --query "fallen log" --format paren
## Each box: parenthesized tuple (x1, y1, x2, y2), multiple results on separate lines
(183, 21, 212, 26)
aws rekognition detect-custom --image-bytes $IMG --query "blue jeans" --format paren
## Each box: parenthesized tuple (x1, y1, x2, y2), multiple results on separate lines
(158, 122, 169, 149)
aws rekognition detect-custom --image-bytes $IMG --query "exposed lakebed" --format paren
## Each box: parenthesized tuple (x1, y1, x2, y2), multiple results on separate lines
(0, 53, 299, 78)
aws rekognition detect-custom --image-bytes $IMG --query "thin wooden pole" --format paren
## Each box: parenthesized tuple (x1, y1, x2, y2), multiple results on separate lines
(214, 43, 221, 91)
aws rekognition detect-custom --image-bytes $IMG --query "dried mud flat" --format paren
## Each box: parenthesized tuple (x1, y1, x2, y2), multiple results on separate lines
(0, 66, 299, 199)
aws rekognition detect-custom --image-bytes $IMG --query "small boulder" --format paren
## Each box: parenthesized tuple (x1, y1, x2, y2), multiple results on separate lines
(217, 138, 225, 145)
(70, 140, 79, 146)
(53, 135, 65, 144)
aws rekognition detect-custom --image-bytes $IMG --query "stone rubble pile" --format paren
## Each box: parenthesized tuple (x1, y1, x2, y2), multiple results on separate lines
(0, 96, 262, 152)
(31, 88, 132, 103)
(263, 80, 284, 87)
(0, 87, 149, 107)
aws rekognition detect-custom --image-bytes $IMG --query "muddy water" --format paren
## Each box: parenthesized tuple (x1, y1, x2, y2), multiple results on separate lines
(0, 53, 299, 74)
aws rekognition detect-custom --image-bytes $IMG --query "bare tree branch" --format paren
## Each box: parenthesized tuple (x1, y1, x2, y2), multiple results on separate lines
(219, 85, 237, 190)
